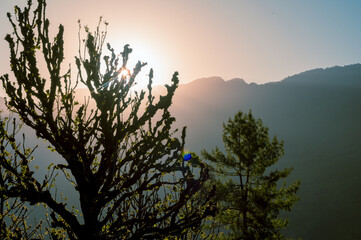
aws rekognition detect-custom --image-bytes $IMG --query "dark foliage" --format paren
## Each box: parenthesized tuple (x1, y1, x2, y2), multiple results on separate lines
(0, 0, 215, 239)
(202, 111, 300, 239)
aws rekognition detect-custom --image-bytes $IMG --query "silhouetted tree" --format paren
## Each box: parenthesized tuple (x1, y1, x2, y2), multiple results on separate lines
(0, 114, 44, 239)
(0, 0, 215, 239)
(202, 110, 300, 240)
(166, 150, 220, 240)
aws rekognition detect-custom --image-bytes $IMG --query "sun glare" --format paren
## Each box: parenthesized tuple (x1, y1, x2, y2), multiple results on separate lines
(114, 40, 167, 92)
(119, 68, 131, 79)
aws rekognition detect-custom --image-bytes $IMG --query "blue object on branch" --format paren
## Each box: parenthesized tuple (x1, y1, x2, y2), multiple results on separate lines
(183, 153, 192, 161)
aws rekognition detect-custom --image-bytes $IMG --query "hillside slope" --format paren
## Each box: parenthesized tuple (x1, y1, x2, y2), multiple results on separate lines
(1, 64, 360, 239)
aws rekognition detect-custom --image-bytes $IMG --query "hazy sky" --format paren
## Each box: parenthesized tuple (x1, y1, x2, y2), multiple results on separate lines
(1, 0, 361, 91)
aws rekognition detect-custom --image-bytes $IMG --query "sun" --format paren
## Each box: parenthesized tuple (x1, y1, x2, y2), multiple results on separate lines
(113, 39, 167, 91)
(119, 68, 131, 79)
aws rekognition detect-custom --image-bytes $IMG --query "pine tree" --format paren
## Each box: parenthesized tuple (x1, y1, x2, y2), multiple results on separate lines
(0, 0, 215, 239)
(202, 110, 300, 240)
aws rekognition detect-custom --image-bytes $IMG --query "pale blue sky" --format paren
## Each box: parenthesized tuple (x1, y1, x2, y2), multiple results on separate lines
(1, 0, 361, 92)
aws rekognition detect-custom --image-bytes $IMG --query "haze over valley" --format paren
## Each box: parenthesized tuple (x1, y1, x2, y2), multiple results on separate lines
(1, 64, 360, 239)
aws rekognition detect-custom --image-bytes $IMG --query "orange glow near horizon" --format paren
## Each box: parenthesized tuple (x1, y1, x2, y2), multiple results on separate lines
(0, 0, 360, 99)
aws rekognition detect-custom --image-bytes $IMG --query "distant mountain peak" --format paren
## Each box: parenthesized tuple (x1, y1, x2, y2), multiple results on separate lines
(280, 64, 361, 87)
(226, 78, 247, 86)
(185, 76, 250, 87)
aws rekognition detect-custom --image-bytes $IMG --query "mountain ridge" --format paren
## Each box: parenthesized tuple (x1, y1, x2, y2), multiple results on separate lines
(0, 64, 360, 239)
(1, 64, 359, 100)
